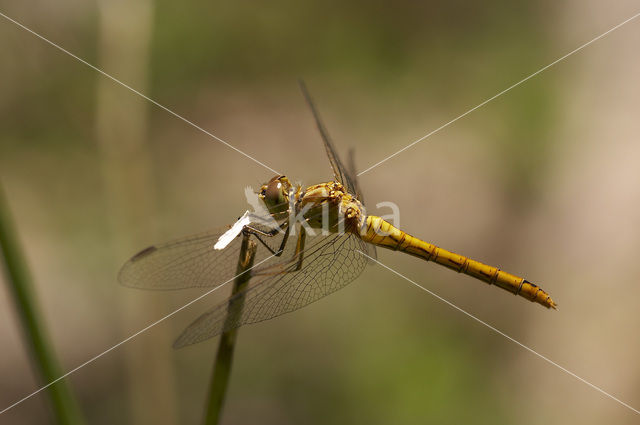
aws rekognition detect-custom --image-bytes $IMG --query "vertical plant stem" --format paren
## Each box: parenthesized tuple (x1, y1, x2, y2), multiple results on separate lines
(203, 234, 256, 425)
(0, 183, 84, 425)
(95, 1, 179, 423)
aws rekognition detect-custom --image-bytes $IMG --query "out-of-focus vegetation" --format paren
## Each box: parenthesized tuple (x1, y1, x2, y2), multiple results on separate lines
(1, 1, 640, 424)
(0, 184, 84, 424)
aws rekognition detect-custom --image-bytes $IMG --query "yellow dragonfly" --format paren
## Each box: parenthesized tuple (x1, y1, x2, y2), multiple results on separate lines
(119, 84, 556, 348)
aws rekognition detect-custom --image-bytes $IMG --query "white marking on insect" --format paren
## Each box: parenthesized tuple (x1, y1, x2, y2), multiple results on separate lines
(214, 210, 252, 250)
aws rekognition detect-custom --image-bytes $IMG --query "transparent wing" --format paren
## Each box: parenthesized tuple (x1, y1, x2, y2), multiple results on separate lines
(173, 229, 369, 348)
(347, 148, 377, 261)
(298, 82, 375, 260)
(346, 148, 363, 204)
(118, 214, 287, 290)
(299, 80, 360, 199)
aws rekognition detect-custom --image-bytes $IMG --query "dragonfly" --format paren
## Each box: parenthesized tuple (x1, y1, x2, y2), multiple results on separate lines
(119, 84, 556, 348)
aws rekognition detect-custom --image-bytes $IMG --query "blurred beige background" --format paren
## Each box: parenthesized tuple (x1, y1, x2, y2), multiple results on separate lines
(1, 0, 639, 424)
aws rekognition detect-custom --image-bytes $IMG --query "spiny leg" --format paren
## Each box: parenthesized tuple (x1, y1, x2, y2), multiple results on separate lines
(293, 226, 306, 271)
(252, 225, 308, 276)
(243, 221, 290, 256)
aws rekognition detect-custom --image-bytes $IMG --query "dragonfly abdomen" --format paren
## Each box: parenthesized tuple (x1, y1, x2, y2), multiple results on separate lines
(361, 216, 557, 309)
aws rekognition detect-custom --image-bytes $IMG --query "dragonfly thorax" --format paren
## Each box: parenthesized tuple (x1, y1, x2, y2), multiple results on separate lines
(298, 181, 366, 234)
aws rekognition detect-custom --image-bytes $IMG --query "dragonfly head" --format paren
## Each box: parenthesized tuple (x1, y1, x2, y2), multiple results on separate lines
(259, 175, 292, 214)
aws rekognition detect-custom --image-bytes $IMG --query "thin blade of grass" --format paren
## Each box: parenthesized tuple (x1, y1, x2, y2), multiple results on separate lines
(0, 183, 85, 424)
(202, 233, 256, 425)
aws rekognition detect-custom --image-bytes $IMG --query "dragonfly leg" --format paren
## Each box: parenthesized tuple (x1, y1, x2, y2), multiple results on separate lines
(275, 223, 293, 256)
(250, 225, 307, 276)
(242, 223, 284, 238)
(243, 221, 290, 256)
(293, 226, 306, 271)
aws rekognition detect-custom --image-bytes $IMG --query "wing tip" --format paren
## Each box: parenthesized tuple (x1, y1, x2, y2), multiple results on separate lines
(172, 337, 188, 349)
(130, 245, 158, 262)
(117, 247, 157, 287)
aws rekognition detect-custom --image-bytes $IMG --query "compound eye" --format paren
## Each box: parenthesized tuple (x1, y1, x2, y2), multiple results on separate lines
(265, 179, 284, 206)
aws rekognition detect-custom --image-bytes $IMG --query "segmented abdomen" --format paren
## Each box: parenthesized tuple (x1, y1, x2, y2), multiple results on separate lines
(361, 216, 557, 309)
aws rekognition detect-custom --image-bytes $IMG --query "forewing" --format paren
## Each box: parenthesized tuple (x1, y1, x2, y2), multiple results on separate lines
(173, 231, 369, 347)
(346, 148, 364, 203)
(299, 81, 360, 198)
(118, 222, 286, 290)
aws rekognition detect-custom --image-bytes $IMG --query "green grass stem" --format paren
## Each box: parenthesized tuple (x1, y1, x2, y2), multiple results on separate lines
(0, 183, 85, 424)
(203, 234, 257, 425)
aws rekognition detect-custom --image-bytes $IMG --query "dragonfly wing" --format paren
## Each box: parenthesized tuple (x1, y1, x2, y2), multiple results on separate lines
(346, 148, 363, 203)
(118, 220, 286, 290)
(299, 81, 360, 198)
(298, 82, 374, 262)
(347, 148, 377, 261)
(173, 231, 370, 347)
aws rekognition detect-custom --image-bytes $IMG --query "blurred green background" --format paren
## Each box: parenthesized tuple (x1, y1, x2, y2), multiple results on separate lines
(1, 0, 640, 424)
